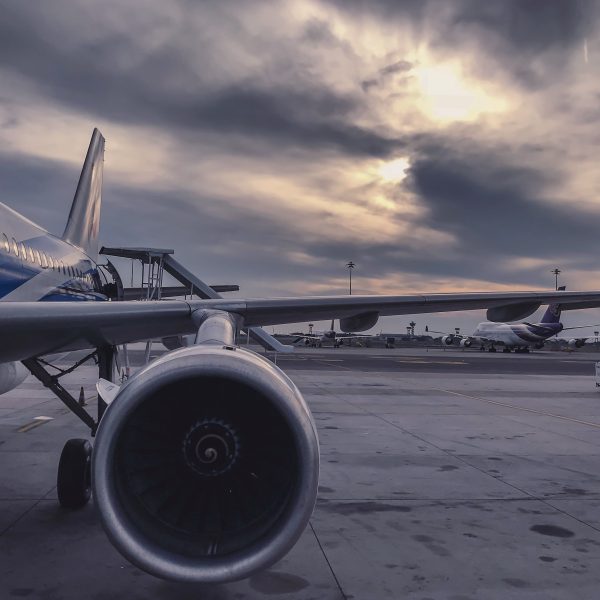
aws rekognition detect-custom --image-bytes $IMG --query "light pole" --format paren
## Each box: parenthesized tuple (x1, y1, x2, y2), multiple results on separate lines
(551, 268, 561, 290)
(346, 261, 355, 295)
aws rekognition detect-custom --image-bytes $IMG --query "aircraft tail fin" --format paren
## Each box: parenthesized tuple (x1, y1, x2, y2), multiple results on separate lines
(541, 285, 566, 323)
(62, 128, 105, 259)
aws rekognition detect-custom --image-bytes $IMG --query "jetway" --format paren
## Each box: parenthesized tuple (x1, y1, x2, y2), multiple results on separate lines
(99, 246, 292, 353)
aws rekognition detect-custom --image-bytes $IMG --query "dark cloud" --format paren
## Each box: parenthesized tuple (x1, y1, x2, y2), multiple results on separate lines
(326, 0, 597, 90)
(0, 3, 402, 158)
(407, 142, 600, 262)
(379, 60, 413, 76)
(451, 1, 593, 54)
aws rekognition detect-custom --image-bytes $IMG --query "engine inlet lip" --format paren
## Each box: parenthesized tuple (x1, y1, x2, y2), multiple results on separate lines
(92, 346, 320, 583)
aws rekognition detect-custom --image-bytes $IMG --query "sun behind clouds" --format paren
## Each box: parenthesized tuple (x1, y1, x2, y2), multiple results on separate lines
(415, 62, 507, 123)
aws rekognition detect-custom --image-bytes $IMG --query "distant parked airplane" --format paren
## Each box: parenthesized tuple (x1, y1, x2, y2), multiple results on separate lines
(427, 289, 599, 352)
(293, 319, 377, 347)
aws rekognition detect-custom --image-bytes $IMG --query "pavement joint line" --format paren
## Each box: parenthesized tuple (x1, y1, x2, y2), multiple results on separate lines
(308, 521, 347, 600)
(431, 386, 600, 429)
(0, 496, 46, 537)
(310, 378, 600, 535)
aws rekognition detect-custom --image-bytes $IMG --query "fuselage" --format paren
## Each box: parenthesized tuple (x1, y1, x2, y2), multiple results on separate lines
(472, 321, 563, 346)
(0, 202, 105, 302)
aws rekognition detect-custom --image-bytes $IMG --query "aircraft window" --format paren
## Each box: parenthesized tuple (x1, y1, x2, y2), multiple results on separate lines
(27, 247, 35, 263)
(20, 243, 27, 261)
(2, 233, 8, 252)
(41, 253, 48, 268)
(11, 238, 19, 257)
(34, 249, 41, 265)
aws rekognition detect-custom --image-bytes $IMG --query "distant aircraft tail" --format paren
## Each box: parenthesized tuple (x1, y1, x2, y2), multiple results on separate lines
(62, 128, 105, 259)
(540, 285, 566, 323)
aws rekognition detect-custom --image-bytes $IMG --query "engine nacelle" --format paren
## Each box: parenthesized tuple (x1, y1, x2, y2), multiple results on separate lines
(0, 361, 29, 395)
(339, 311, 379, 333)
(568, 338, 585, 348)
(441, 335, 454, 345)
(459, 338, 472, 348)
(93, 345, 319, 583)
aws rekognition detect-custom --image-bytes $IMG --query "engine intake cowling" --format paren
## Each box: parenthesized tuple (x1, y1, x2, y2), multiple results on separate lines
(0, 361, 29, 395)
(441, 335, 454, 345)
(92, 345, 319, 583)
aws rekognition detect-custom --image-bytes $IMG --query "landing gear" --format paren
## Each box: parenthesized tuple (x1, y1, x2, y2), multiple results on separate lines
(57, 439, 92, 508)
(22, 345, 118, 510)
(488, 346, 497, 352)
(502, 348, 511, 353)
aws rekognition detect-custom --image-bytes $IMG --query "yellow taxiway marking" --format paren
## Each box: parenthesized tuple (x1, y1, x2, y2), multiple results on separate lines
(432, 387, 600, 429)
(17, 416, 53, 433)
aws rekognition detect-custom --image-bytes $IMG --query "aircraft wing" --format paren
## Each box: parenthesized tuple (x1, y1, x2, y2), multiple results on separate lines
(5, 290, 600, 362)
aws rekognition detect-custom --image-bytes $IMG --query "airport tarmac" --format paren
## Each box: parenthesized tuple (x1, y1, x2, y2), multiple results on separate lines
(2, 348, 600, 599)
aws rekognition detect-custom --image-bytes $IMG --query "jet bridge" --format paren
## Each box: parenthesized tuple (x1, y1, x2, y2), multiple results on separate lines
(99, 246, 292, 353)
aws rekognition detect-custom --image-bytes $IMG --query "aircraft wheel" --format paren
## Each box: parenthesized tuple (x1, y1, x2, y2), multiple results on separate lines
(502, 348, 511, 353)
(57, 438, 92, 509)
(489, 347, 497, 353)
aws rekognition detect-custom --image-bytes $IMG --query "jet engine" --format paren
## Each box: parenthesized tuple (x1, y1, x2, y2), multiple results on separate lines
(568, 338, 585, 348)
(92, 345, 319, 583)
(441, 335, 454, 345)
(459, 338, 472, 348)
(0, 361, 29, 395)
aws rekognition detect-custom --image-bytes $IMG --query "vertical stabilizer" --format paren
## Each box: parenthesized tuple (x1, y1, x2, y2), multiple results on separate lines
(62, 128, 105, 259)
(541, 285, 566, 323)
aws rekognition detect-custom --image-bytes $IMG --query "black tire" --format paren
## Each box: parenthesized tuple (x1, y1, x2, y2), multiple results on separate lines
(57, 438, 92, 509)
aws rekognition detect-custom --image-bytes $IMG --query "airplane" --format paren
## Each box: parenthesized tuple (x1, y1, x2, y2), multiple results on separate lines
(6, 129, 600, 583)
(427, 290, 600, 352)
(293, 319, 377, 347)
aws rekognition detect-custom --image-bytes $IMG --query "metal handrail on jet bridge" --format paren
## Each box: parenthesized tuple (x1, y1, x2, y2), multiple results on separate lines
(99, 246, 293, 353)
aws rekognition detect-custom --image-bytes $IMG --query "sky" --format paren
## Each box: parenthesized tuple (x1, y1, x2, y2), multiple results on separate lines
(2, 0, 600, 334)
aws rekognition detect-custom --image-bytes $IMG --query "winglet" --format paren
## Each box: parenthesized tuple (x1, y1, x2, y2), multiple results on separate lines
(62, 128, 105, 259)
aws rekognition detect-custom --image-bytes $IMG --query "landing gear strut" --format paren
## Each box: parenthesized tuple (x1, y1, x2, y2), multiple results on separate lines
(22, 344, 117, 510)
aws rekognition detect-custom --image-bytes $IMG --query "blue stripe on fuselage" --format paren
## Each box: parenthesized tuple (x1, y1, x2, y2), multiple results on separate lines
(0, 241, 105, 302)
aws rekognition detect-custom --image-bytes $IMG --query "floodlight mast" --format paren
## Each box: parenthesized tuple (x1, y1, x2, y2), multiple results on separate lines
(346, 261, 355, 295)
